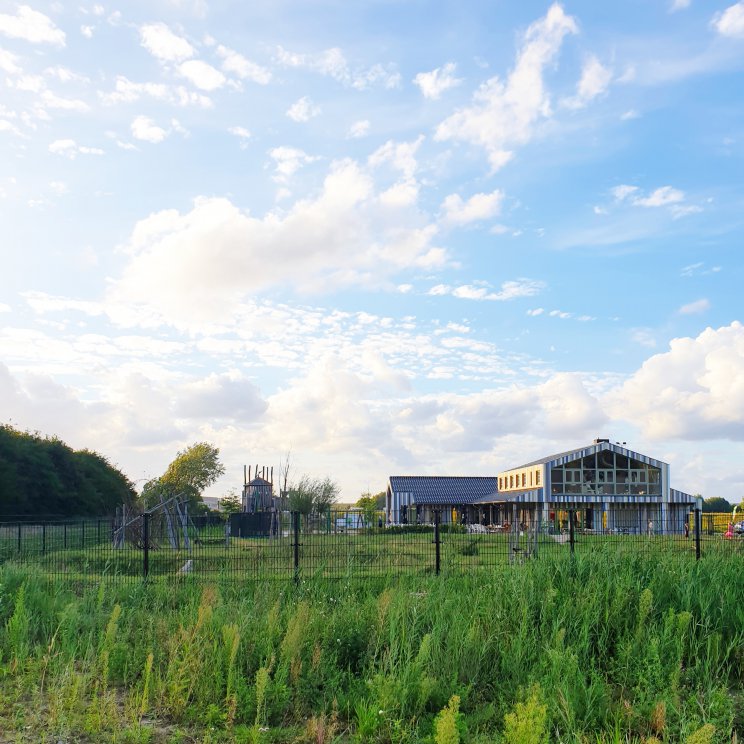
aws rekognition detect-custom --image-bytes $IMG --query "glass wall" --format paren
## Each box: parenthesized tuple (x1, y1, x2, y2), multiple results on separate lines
(550, 452, 661, 496)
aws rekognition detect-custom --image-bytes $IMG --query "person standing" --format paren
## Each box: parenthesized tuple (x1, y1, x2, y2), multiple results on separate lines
(647, 519, 654, 537)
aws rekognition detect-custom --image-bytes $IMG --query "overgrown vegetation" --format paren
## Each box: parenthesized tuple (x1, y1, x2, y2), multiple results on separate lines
(0, 551, 741, 742)
(0, 424, 136, 517)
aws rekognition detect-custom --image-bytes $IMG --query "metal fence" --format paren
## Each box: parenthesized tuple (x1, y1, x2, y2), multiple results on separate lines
(0, 509, 741, 583)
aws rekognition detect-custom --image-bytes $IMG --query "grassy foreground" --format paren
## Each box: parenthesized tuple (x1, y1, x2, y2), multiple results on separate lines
(0, 552, 742, 743)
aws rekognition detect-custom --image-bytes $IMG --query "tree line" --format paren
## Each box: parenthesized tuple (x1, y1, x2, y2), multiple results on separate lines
(0, 425, 136, 518)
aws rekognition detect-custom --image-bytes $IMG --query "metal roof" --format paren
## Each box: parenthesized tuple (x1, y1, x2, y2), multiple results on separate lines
(388, 476, 498, 505)
(505, 440, 668, 471)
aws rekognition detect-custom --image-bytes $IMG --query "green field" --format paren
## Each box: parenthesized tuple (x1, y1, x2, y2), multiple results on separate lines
(0, 547, 742, 743)
(2, 520, 741, 584)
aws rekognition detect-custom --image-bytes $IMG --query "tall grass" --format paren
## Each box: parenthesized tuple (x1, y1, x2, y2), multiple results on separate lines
(0, 551, 741, 742)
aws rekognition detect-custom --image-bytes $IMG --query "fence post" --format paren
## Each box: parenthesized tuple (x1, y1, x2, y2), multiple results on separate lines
(42, 523, 46, 554)
(434, 509, 441, 575)
(569, 509, 575, 556)
(17, 523, 21, 554)
(63, 523, 67, 549)
(293, 511, 300, 583)
(81, 520, 85, 548)
(694, 506, 701, 561)
(142, 512, 150, 580)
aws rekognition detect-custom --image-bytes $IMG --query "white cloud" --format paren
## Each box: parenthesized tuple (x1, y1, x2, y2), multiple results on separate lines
(611, 184, 638, 201)
(81, 25, 94, 38)
(441, 190, 504, 225)
(269, 146, 320, 182)
(139, 22, 194, 62)
(713, 2, 744, 38)
(348, 119, 370, 138)
(286, 96, 320, 122)
(0, 5, 65, 46)
(608, 322, 744, 440)
(670, 204, 703, 219)
(0, 303, 10, 312)
(429, 279, 544, 301)
(215, 45, 271, 84)
(562, 55, 612, 109)
(228, 125, 251, 147)
(678, 298, 710, 315)
(276, 45, 399, 89)
(99, 76, 213, 108)
(131, 115, 168, 143)
(41, 90, 89, 111)
(527, 308, 544, 316)
(44, 65, 89, 84)
(413, 62, 462, 100)
(368, 136, 424, 180)
(48, 139, 104, 158)
(435, 3, 578, 171)
(670, 0, 691, 11)
(634, 185, 685, 207)
(177, 59, 225, 91)
(108, 159, 445, 324)
(0, 48, 21, 74)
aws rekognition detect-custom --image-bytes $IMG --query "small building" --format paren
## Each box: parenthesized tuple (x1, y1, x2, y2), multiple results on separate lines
(386, 476, 498, 525)
(386, 439, 695, 534)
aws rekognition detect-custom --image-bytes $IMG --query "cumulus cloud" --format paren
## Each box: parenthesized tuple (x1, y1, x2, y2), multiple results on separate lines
(177, 59, 225, 90)
(562, 55, 612, 109)
(215, 44, 271, 84)
(435, 3, 578, 171)
(139, 22, 194, 62)
(131, 115, 169, 143)
(441, 190, 504, 225)
(269, 146, 320, 182)
(713, 2, 744, 38)
(670, 0, 691, 11)
(413, 62, 462, 99)
(347, 119, 370, 138)
(108, 159, 445, 323)
(0, 5, 65, 46)
(429, 279, 544, 301)
(176, 373, 267, 420)
(286, 96, 320, 122)
(608, 322, 744, 440)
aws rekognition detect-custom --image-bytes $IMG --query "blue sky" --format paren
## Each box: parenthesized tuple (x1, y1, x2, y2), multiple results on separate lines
(1, 0, 744, 503)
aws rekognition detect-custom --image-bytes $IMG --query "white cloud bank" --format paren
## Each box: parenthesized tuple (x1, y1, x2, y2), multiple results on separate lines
(608, 322, 744, 441)
(109, 159, 445, 324)
(441, 189, 504, 225)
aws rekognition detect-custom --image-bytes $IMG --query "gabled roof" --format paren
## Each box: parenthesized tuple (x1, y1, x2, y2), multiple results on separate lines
(388, 476, 498, 505)
(245, 477, 272, 487)
(504, 440, 668, 471)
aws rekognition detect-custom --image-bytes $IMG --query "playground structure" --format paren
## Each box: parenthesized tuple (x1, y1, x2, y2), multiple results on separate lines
(231, 465, 282, 538)
(113, 494, 196, 551)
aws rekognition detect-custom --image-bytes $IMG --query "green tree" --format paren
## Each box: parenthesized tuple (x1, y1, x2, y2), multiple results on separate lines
(218, 489, 242, 516)
(356, 493, 379, 527)
(702, 496, 733, 513)
(0, 424, 136, 517)
(288, 475, 339, 515)
(144, 442, 225, 515)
